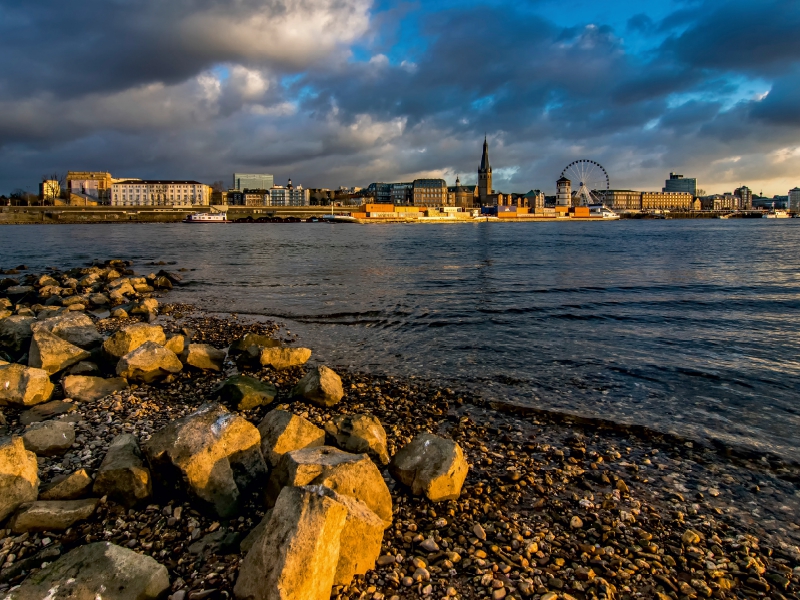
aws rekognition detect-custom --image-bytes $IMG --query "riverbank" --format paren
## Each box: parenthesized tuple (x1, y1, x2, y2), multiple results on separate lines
(0, 262, 798, 600)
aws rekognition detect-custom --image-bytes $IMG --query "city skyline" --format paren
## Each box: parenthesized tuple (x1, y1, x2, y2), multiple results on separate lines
(1, 0, 799, 196)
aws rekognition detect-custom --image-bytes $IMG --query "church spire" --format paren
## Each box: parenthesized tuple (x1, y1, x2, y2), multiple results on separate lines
(480, 136, 491, 172)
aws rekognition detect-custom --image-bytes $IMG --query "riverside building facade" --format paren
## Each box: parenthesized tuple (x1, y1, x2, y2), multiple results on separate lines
(641, 191, 694, 211)
(110, 180, 211, 206)
(413, 179, 448, 206)
(788, 188, 800, 212)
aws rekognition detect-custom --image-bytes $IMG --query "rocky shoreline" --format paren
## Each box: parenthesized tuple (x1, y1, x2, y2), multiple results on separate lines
(0, 261, 798, 600)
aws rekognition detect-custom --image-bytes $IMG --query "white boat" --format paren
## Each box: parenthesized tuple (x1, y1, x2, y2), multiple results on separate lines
(183, 212, 228, 223)
(588, 204, 620, 220)
(763, 210, 790, 219)
(322, 214, 359, 223)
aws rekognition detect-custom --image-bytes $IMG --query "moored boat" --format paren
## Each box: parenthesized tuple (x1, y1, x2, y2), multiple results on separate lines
(763, 210, 790, 219)
(183, 212, 229, 223)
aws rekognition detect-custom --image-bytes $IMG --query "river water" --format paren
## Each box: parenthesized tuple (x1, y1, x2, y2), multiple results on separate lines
(3, 220, 800, 462)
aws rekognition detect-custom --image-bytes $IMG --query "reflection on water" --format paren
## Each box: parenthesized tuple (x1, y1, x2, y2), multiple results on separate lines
(3, 220, 800, 461)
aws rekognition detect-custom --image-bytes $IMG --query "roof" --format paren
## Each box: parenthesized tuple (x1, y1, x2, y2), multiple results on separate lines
(557, 177, 571, 184)
(113, 180, 203, 185)
(480, 136, 491, 171)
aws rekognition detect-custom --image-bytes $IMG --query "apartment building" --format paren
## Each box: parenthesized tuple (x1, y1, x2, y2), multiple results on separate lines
(110, 180, 210, 206)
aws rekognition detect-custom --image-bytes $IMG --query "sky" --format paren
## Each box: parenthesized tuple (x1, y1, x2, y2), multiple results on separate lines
(0, 0, 799, 196)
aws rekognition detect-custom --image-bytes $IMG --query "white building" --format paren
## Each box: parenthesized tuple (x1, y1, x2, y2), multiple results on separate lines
(110, 180, 210, 207)
(789, 187, 800, 212)
(267, 180, 309, 206)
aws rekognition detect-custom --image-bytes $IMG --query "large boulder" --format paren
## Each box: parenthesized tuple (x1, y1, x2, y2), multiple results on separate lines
(292, 366, 343, 406)
(259, 347, 312, 370)
(93, 434, 152, 507)
(310, 485, 385, 586)
(0, 363, 54, 407)
(10, 498, 99, 533)
(40, 468, 93, 500)
(116, 341, 182, 383)
(229, 333, 281, 356)
(0, 315, 35, 355)
(233, 486, 348, 600)
(102, 322, 167, 360)
(389, 433, 469, 502)
(22, 420, 76, 456)
(28, 329, 91, 375)
(4, 542, 169, 600)
(30, 312, 103, 348)
(218, 375, 278, 411)
(258, 409, 325, 468)
(324, 414, 389, 465)
(144, 403, 267, 517)
(0, 436, 39, 522)
(63, 375, 128, 403)
(185, 343, 225, 371)
(267, 446, 392, 527)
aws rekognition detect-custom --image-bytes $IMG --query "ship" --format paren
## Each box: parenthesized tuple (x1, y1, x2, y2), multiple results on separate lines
(183, 211, 229, 223)
(763, 210, 790, 219)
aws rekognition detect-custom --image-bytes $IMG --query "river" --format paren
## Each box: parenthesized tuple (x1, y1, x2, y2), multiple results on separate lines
(3, 219, 800, 462)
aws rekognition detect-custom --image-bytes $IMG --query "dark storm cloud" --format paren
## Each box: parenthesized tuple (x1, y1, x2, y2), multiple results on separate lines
(1, 0, 800, 195)
(659, 0, 800, 73)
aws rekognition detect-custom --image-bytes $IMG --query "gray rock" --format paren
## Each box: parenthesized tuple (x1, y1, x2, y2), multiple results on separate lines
(389, 433, 469, 502)
(233, 486, 348, 600)
(30, 312, 103, 348)
(68, 360, 100, 375)
(93, 434, 152, 507)
(0, 363, 55, 407)
(0, 436, 39, 522)
(4, 541, 169, 600)
(258, 409, 325, 467)
(40, 468, 93, 500)
(144, 403, 267, 517)
(0, 315, 35, 355)
(185, 343, 225, 371)
(218, 375, 277, 411)
(62, 375, 128, 403)
(267, 445, 392, 527)
(28, 329, 91, 375)
(103, 322, 167, 360)
(19, 400, 77, 425)
(292, 365, 343, 406)
(116, 341, 182, 383)
(324, 414, 389, 465)
(23, 420, 76, 456)
(10, 498, 99, 533)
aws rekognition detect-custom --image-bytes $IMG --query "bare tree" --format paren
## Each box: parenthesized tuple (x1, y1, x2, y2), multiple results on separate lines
(40, 172, 66, 205)
(211, 180, 226, 193)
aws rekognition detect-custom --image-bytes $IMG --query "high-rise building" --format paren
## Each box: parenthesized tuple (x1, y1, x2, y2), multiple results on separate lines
(663, 172, 697, 196)
(233, 173, 274, 191)
(734, 186, 753, 210)
(789, 188, 800, 212)
(478, 137, 492, 206)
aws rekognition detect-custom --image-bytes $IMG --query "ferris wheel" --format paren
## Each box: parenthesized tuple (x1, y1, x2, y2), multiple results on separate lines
(561, 160, 609, 205)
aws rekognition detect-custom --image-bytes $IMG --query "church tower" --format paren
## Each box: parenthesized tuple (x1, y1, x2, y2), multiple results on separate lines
(478, 136, 492, 206)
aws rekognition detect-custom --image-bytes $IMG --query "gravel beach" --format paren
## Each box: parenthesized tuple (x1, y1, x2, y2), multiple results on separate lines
(0, 262, 798, 600)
